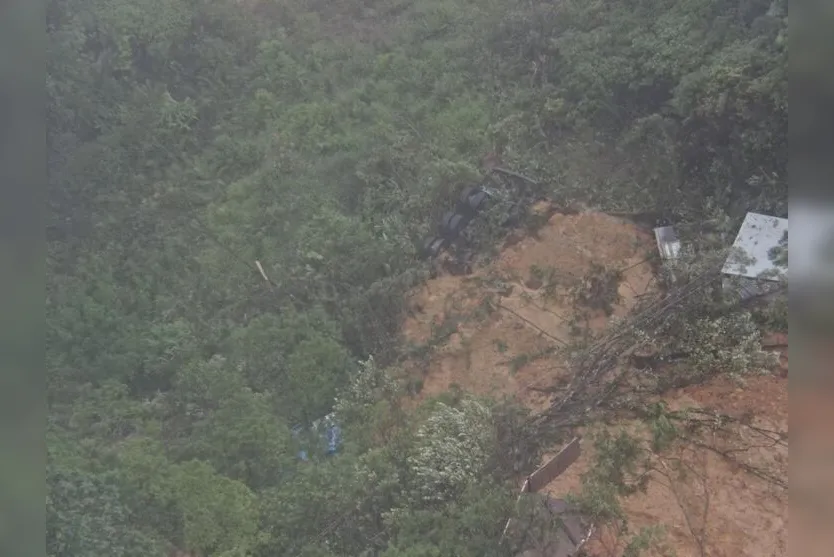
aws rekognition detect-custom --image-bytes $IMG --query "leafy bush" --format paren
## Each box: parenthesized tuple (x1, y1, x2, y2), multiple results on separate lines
(407, 398, 496, 505)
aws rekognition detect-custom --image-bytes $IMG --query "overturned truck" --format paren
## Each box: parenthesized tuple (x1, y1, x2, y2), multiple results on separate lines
(421, 167, 543, 260)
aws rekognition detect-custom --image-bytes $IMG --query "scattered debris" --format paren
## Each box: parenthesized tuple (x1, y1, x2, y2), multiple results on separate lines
(504, 437, 593, 557)
(404, 206, 787, 557)
(293, 412, 343, 460)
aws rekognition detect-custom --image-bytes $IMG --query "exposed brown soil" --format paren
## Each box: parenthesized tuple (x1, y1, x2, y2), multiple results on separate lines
(542, 374, 788, 557)
(399, 204, 789, 557)
(401, 204, 656, 410)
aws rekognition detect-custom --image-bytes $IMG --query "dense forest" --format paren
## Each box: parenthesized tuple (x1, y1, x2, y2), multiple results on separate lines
(47, 1, 787, 556)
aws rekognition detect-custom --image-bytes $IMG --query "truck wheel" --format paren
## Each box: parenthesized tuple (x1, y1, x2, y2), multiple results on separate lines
(422, 236, 446, 258)
(459, 186, 488, 213)
(440, 211, 465, 239)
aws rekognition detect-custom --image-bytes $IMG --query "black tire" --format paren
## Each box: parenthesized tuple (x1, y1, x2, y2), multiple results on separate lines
(440, 211, 458, 237)
(440, 211, 470, 239)
(458, 186, 478, 205)
(467, 190, 488, 212)
(431, 236, 447, 255)
(457, 186, 487, 215)
(422, 236, 446, 258)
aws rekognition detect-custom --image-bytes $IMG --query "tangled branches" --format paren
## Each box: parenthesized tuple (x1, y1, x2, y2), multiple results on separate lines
(533, 268, 720, 432)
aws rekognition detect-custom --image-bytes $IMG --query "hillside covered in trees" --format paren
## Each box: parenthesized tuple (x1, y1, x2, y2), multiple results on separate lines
(47, 1, 787, 556)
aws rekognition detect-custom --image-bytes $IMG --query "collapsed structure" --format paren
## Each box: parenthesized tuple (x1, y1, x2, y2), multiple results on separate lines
(502, 437, 593, 557)
(651, 211, 788, 302)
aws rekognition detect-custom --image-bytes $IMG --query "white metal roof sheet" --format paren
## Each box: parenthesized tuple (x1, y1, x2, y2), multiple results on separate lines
(721, 212, 788, 280)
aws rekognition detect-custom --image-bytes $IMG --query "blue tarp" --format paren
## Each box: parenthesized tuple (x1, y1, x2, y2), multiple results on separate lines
(324, 423, 342, 455)
(293, 414, 342, 460)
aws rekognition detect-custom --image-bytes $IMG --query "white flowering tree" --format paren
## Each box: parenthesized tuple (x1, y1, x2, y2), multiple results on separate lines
(406, 398, 497, 505)
(334, 355, 399, 414)
(332, 355, 405, 453)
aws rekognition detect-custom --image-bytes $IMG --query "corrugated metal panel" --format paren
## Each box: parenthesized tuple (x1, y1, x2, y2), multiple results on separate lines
(654, 226, 681, 260)
(527, 437, 582, 493)
(722, 212, 788, 280)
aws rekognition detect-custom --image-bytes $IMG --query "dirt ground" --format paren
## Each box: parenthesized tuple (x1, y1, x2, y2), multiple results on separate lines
(399, 204, 789, 557)
(543, 373, 788, 557)
(401, 204, 655, 410)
